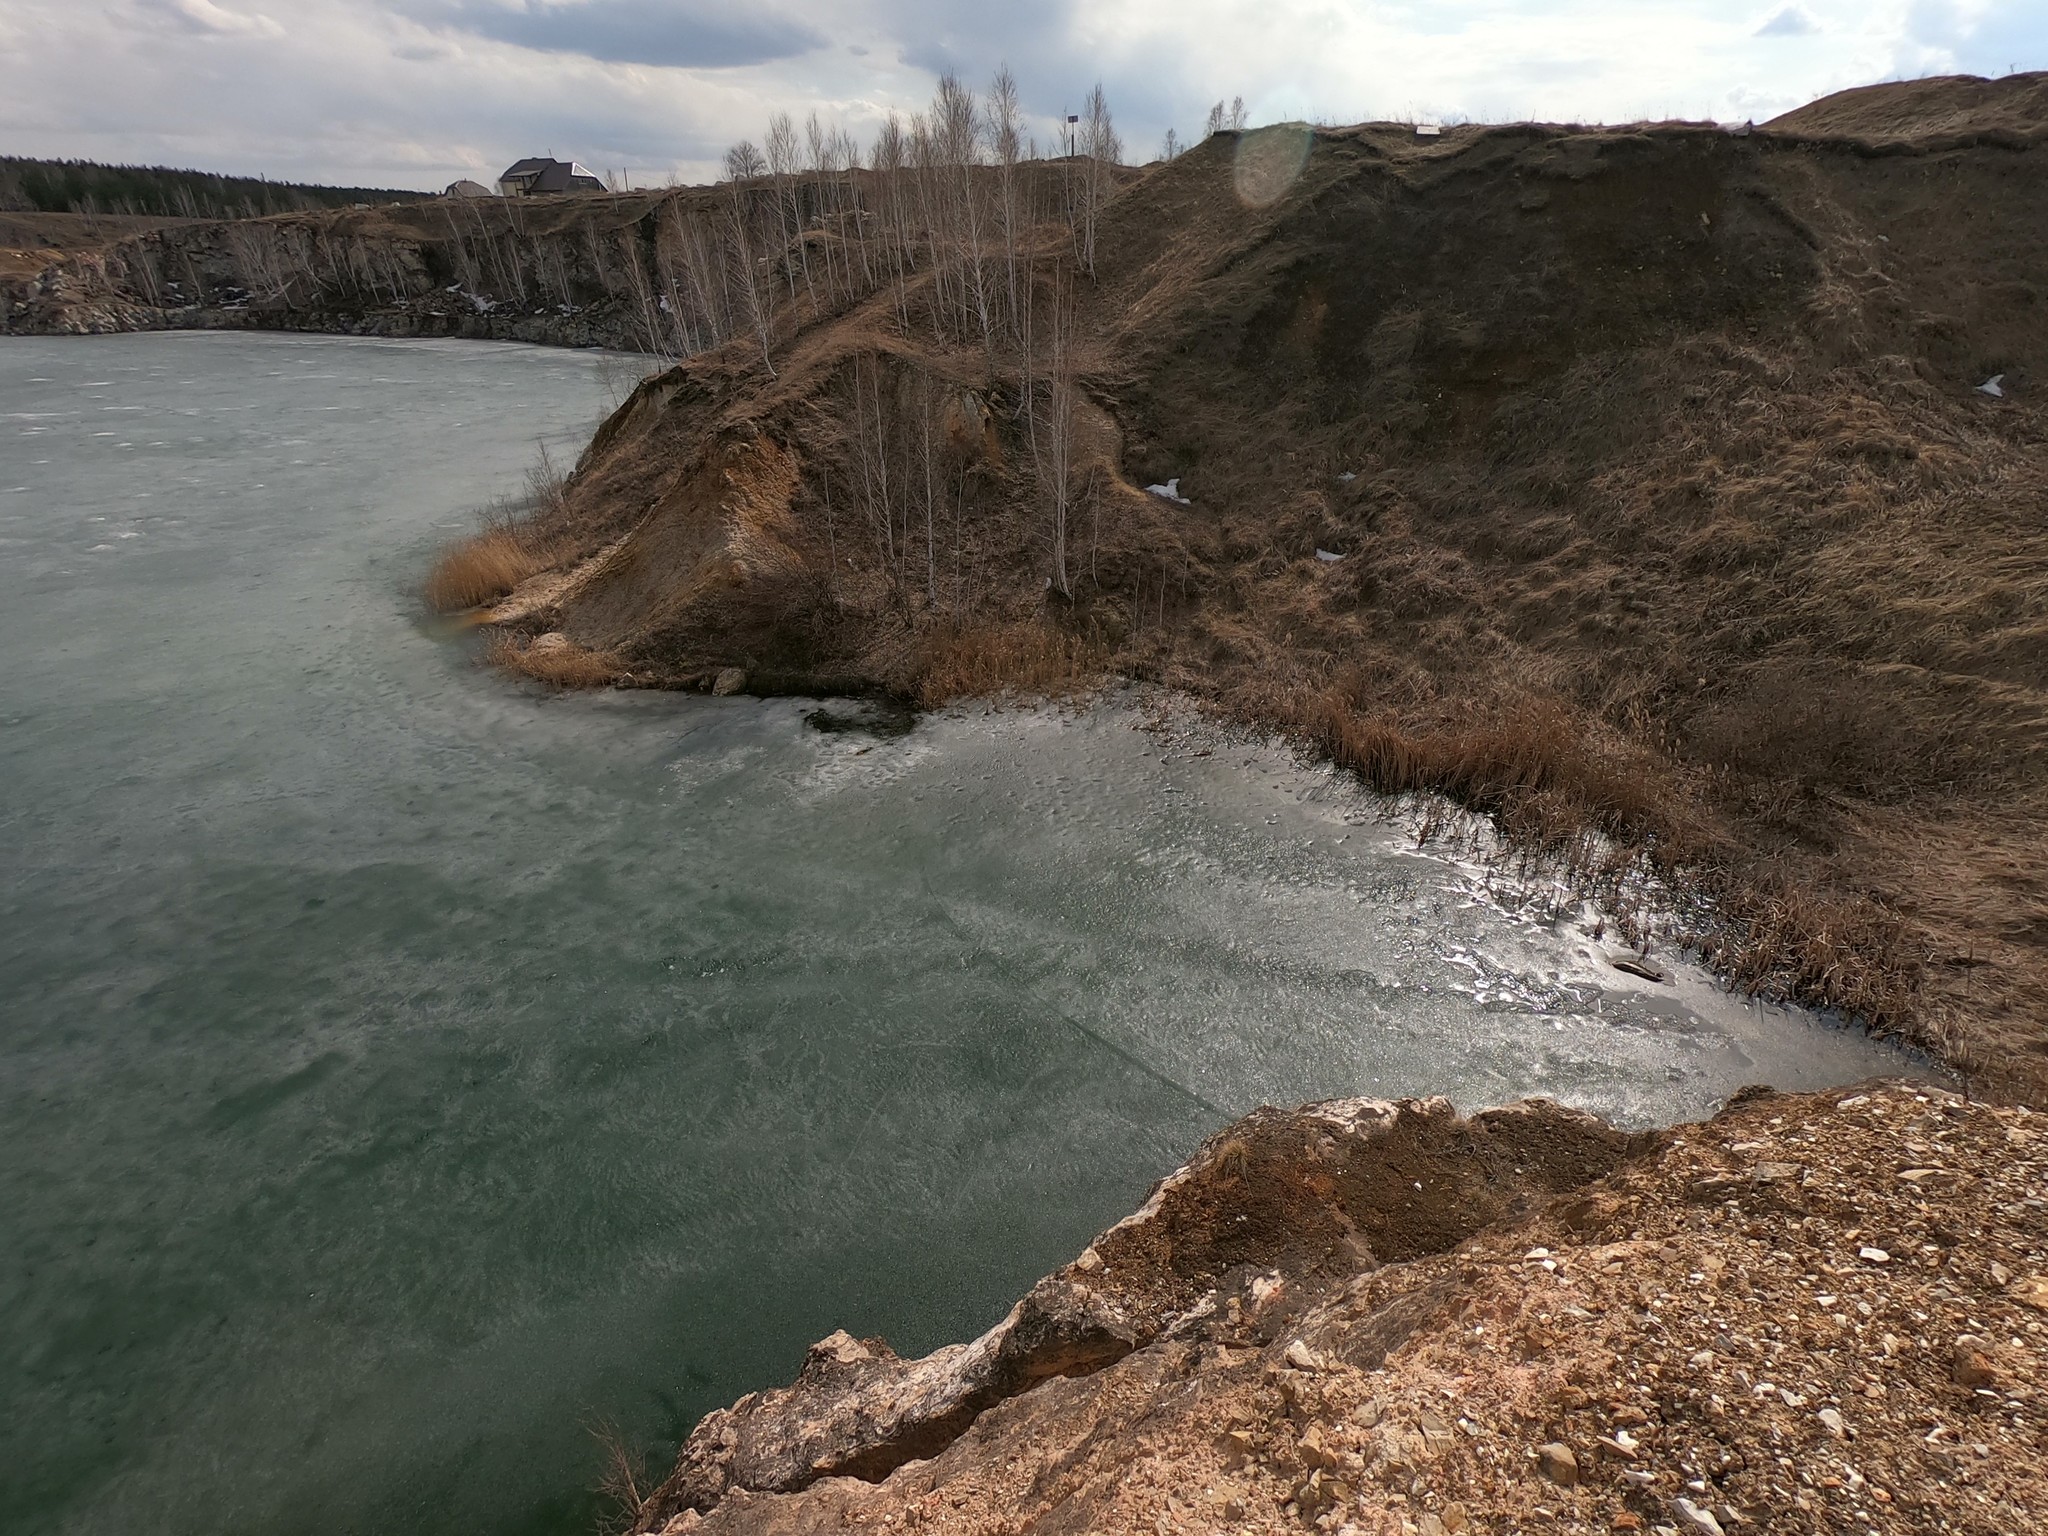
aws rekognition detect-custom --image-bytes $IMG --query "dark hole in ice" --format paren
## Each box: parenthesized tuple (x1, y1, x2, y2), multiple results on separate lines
(804, 703, 917, 739)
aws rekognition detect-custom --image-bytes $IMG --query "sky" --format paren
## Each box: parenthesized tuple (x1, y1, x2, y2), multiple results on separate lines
(1, 0, 2044, 191)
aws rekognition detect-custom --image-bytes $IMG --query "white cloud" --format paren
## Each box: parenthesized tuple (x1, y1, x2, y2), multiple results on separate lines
(160, 0, 285, 38)
(0, 1, 2042, 191)
(1897, 0, 2048, 77)
(1755, 6, 1819, 37)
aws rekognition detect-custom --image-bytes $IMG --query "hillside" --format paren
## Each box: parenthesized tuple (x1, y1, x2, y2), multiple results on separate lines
(1764, 69, 2048, 144)
(428, 77, 2048, 1106)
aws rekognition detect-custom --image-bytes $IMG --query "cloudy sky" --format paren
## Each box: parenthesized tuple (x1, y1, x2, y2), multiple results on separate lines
(2, 0, 2044, 191)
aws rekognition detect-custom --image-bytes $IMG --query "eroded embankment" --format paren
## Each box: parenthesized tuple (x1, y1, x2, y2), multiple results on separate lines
(408, 72, 2048, 1536)
(626, 1083, 2047, 1536)
(419, 77, 2048, 1101)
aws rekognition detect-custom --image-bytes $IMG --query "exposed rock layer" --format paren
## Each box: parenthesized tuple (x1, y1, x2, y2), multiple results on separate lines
(634, 1082, 2047, 1536)
(646, 1097, 1647, 1520)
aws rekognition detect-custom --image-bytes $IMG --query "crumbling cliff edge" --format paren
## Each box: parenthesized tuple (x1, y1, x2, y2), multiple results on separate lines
(627, 1083, 2045, 1535)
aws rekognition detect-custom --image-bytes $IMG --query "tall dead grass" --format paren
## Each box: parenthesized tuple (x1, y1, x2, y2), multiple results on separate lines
(1279, 691, 1683, 846)
(1700, 874, 1923, 1045)
(423, 448, 575, 613)
(916, 622, 1106, 705)
(424, 525, 551, 612)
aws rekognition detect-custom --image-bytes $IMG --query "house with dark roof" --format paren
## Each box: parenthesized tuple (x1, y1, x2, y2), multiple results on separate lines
(496, 157, 604, 196)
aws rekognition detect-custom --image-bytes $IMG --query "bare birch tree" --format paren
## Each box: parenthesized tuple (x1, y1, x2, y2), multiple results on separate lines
(764, 113, 813, 311)
(722, 141, 776, 376)
(870, 115, 914, 331)
(1029, 259, 1078, 597)
(1075, 84, 1122, 277)
(933, 74, 991, 346)
(987, 66, 1024, 340)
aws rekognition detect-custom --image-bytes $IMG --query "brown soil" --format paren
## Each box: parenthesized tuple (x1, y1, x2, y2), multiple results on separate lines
(1765, 71, 2048, 144)
(633, 1081, 2047, 1536)
(434, 74, 2048, 1101)
(0, 211, 189, 282)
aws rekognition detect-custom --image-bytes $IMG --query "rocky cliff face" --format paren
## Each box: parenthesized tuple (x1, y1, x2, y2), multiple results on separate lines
(0, 188, 695, 348)
(626, 1083, 2047, 1536)
(641, 1097, 1646, 1524)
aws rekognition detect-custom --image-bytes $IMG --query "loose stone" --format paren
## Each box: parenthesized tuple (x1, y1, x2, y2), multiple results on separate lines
(1535, 1442, 1579, 1485)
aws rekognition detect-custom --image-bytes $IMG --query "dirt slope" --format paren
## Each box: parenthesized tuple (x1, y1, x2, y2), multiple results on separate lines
(1766, 71, 2048, 145)
(626, 1081, 2046, 1536)
(445, 76, 2048, 1099)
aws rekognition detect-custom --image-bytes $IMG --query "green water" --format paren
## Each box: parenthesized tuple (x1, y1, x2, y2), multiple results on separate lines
(0, 333, 1921, 1535)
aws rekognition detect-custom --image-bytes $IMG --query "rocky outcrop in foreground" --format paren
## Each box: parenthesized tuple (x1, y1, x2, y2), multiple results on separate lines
(633, 1084, 2046, 1535)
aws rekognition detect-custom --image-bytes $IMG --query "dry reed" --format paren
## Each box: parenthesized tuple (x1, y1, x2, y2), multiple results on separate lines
(1258, 687, 1923, 1038)
(424, 527, 550, 613)
(916, 623, 1106, 705)
(424, 448, 573, 613)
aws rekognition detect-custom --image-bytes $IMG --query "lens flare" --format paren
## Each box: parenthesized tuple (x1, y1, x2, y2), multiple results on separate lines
(1233, 122, 1314, 207)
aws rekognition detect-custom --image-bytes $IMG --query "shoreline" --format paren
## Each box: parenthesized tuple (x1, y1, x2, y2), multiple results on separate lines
(0, 299, 642, 351)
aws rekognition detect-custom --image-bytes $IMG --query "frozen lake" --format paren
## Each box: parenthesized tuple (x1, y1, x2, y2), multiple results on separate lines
(0, 333, 1923, 1535)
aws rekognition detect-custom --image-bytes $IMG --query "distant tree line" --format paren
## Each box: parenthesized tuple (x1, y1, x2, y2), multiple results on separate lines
(0, 157, 425, 220)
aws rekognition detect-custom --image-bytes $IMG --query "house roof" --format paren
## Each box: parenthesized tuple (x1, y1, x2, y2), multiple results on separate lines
(497, 157, 605, 192)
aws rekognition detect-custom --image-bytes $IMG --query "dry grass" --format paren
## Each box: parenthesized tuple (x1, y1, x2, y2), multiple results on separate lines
(1699, 872, 1923, 1045)
(1252, 685, 1925, 1040)
(1282, 692, 1679, 843)
(484, 631, 622, 689)
(423, 449, 575, 613)
(424, 526, 551, 613)
(915, 622, 1108, 706)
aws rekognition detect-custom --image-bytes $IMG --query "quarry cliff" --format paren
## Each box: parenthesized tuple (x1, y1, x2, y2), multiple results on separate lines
(13, 73, 2048, 1533)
